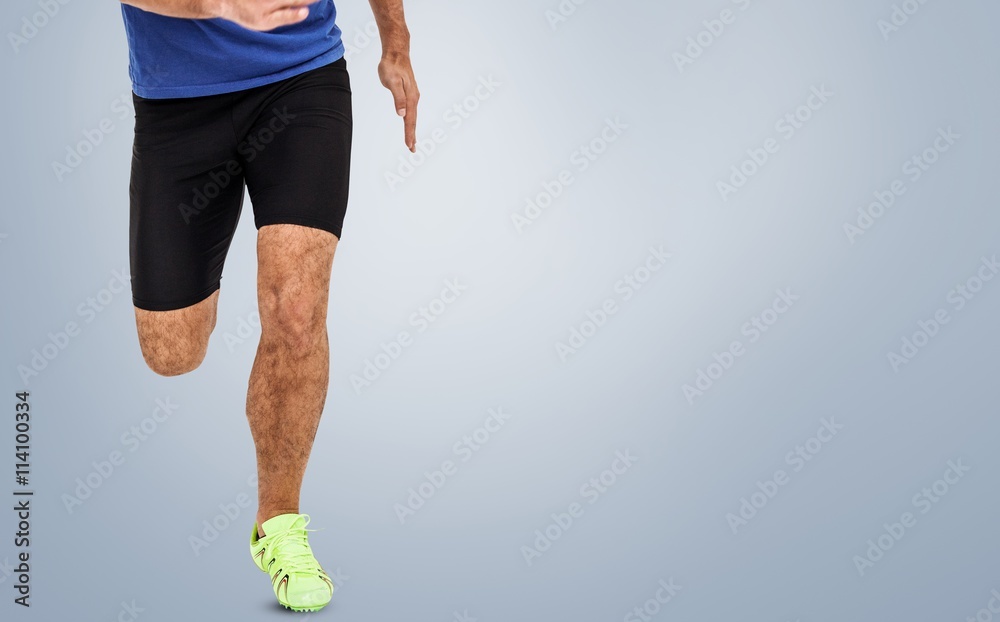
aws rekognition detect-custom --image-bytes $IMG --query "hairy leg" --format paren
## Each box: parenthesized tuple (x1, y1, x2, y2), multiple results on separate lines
(248, 224, 337, 533)
(134, 290, 219, 376)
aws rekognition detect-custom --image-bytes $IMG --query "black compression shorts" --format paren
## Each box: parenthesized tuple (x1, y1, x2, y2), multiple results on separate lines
(128, 56, 352, 312)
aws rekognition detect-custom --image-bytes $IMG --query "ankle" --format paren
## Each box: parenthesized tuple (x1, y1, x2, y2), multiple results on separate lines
(256, 508, 300, 536)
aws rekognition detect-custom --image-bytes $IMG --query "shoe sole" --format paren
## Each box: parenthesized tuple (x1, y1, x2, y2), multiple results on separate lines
(279, 594, 332, 612)
(281, 603, 329, 613)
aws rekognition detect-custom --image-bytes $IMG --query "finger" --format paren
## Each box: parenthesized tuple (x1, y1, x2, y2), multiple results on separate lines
(259, 6, 311, 30)
(386, 75, 407, 118)
(404, 109, 415, 152)
(404, 80, 419, 152)
(267, 0, 313, 9)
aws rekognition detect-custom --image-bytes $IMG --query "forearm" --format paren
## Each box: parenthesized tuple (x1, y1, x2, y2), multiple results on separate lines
(119, 0, 221, 20)
(367, 0, 410, 58)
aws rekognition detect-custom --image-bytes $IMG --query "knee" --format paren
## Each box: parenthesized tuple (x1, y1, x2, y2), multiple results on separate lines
(260, 290, 326, 352)
(140, 340, 209, 377)
(134, 296, 216, 376)
(135, 316, 212, 377)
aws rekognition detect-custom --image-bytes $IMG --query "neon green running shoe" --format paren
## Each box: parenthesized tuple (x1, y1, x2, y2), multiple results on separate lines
(249, 513, 334, 612)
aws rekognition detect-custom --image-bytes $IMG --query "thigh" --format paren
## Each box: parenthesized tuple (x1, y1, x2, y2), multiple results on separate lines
(256, 224, 338, 321)
(134, 289, 219, 354)
(129, 92, 246, 311)
(238, 57, 353, 241)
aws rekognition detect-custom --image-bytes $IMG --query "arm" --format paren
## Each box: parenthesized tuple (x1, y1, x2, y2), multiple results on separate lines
(368, 0, 419, 152)
(120, 0, 314, 31)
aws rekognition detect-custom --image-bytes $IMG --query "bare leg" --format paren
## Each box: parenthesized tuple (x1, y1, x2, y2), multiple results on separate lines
(247, 224, 337, 533)
(134, 290, 219, 377)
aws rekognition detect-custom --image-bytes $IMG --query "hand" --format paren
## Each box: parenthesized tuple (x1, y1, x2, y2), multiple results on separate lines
(215, 0, 315, 31)
(377, 52, 420, 152)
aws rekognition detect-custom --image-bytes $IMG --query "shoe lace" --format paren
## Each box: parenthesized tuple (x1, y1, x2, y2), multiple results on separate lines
(267, 515, 322, 575)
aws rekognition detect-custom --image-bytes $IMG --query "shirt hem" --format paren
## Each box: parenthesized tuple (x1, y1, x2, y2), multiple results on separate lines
(131, 43, 345, 100)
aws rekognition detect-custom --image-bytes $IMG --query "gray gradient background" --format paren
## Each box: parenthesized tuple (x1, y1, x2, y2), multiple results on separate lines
(1, 0, 999, 620)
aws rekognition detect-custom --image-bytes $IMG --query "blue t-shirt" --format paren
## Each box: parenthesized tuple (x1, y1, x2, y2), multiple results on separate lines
(121, 1, 344, 99)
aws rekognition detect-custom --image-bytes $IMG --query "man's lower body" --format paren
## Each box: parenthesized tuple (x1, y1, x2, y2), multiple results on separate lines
(126, 57, 352, 612)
